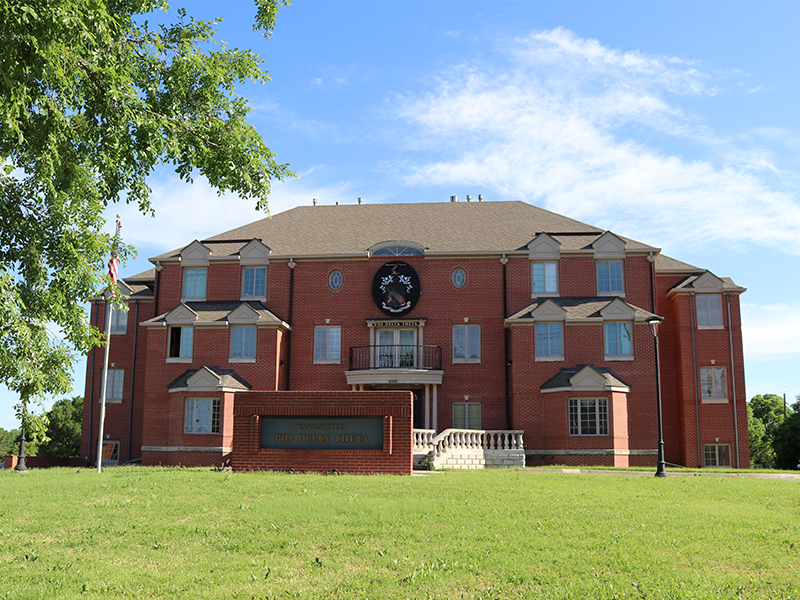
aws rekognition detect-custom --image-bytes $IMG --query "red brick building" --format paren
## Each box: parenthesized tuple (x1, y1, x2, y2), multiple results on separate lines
(81, 200, 749, 469)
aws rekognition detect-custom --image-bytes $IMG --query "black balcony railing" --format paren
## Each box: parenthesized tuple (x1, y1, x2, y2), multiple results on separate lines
(349, 345, 442, 371)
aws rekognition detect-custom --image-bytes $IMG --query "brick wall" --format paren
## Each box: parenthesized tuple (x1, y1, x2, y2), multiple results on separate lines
(231, 390, 413, 475)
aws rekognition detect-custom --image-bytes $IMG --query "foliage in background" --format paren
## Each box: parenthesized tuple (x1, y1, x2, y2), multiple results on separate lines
(37, 396, 83, 458)
(747, 393, 793, 467)
(0, 427, 20, 457)
(772, 398, 800, 470)
(0, 468, 798, 599)
(0, 0, 292, 437)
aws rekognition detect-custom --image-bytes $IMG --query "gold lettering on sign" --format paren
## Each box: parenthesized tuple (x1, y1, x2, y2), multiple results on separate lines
(335, 434, 369, 444)
(275, 434, 293, 442)
(326, 424, 347, 430)
(298, 434, 330, 443)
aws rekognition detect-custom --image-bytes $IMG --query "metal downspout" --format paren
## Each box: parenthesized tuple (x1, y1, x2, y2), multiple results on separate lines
(690, 293, 701, 468)
(727, 292, 740, 468)
(501, 254, 511, 429)
(126, 301, 140, 463)
(286, 259, 296, 390)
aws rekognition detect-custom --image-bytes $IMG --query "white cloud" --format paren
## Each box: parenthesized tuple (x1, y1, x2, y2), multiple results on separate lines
(741, 302, 800, 360)
(103, 171, 360, 251)
(394, 28, 800, 253)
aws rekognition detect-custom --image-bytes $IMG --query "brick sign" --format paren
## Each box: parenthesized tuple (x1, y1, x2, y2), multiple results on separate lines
(261, 417, 384, 450)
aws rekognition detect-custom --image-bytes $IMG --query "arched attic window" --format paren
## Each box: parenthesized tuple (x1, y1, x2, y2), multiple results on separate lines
(369, 240, 425, 256)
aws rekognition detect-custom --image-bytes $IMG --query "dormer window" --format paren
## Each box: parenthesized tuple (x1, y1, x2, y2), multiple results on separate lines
(532, 262, 558, 295)
(597, 261, 623, 294)
(183, 268, 207, 300)
(242, 267, 267, 299)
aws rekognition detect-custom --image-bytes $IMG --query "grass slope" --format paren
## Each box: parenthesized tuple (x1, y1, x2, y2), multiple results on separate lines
(1, 468, 798, 599)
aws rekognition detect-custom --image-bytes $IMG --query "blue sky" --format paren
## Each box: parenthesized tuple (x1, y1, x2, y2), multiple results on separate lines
(2, 0, 800, 430)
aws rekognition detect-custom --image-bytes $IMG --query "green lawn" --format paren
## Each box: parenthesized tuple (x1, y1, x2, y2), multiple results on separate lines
(1, 467, 798, 599)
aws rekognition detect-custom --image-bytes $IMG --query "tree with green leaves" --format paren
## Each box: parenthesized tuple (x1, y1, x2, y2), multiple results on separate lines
(772, 399, 800, 470)
(0, 427, 20, 457)
(747, 403, 771, 466)
(37, 396, 84, 458)
(747, 393, 792, 467)
(0, 0, 292, 440)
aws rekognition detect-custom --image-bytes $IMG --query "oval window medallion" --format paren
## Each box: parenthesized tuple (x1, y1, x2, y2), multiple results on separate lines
(452, 268, 466, 289)
(329, 270, 343, 290)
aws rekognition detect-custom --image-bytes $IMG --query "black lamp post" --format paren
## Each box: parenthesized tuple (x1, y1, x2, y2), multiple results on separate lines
(646, 316, 667, 477)
(14, 402, 28, 472)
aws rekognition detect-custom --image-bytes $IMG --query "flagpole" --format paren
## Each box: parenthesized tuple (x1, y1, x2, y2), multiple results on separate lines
(96, 300, 112, 473)
(97, 215, 121, 473)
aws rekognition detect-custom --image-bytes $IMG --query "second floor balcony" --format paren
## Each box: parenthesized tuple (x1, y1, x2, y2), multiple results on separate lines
(349, 345, 442, 371)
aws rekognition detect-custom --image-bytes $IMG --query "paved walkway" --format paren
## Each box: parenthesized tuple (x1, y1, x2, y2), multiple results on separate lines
(525, 468, 800, 481)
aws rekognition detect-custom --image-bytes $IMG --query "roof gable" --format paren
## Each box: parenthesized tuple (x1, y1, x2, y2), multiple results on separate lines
(571, 366, 609, 390)
(228, 303, 259, 324)
(593, 231, 626, 259)
(181, 240, 211, 267)
(239, 239, 271, 265)
(694, 271, 724, 293)
(165, 304, 198, 325)
(600, 298, 635, 320)
(528, 233, 561, 260)
(531, 299, 566, 321)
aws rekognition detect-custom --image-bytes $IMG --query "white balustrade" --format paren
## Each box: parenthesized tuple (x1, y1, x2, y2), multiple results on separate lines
(413, 428, 525, 469)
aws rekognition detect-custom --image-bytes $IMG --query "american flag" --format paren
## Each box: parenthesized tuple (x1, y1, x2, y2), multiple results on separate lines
(108, 215, 121, 293)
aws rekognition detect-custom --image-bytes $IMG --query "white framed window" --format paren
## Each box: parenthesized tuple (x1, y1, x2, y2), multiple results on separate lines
(535, 322, 563, 360)
(569, 398, 609, 436)
(532, 262, 558, 295)
(453, 324, 480, 362)
(110, 303, 128, 334)
(329, 270, 343, 291)
(104, 369, 124, 403)
(700, 366, 727, 402)
(696, 294, 723, 328)
(183, 267, 207, 300)
(184, 398, 221, 434)
(230, 325, 256, 360)
(168, 326, 193, 359)
(604, 322, 632, 359)
(242, 267, 267, 299)
(314, 325, 341, 363)
(453, 402, 481, 430)
(597, 261, 624, 294)
(704, 444, 731, 467)
(451, 268, 466, 289)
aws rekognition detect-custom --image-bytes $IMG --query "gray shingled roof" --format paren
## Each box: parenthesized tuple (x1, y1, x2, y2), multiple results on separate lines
(654, 254, 701, 272)
(670, 275, 744, 292)
(540, 366, 630, 391)
(150, 201, 659, 261)
(125, 268, 156, 282)
(167, 367, 252, 391)
(142, 301, 286, 326)
(507, 297, 658, 321)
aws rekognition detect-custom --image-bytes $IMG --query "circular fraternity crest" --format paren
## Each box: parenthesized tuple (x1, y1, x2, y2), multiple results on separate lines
(372, 261, 421, 316)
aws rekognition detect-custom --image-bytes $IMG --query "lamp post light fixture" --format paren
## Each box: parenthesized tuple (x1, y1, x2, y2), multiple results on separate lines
(646, 315, 668, 477)
(14, 402, 28, 472)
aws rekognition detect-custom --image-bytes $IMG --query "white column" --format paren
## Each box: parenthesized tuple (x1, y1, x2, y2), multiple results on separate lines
(424, 385, 431, 429)
(432, 385, 438, 432)
(351, 384, 356, 391)
(359, 384, 364, 391)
